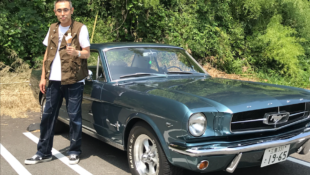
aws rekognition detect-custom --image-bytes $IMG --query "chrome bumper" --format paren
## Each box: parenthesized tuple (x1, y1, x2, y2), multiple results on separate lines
(169, 129, 310, 157)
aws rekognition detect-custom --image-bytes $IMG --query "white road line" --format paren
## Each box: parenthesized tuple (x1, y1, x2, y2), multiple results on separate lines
(23, 132, 93, 175)
(0, 144, 32, 175)
(288, 157, 310, 168)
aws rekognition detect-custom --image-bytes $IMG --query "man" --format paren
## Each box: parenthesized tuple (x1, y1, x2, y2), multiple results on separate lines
(25, 0, 90, 165)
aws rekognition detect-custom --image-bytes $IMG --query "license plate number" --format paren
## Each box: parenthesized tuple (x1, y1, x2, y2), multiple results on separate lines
(261, 144, 290, 167)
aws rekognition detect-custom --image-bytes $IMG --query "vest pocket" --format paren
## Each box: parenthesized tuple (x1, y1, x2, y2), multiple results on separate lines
(70, 57, 81, 79)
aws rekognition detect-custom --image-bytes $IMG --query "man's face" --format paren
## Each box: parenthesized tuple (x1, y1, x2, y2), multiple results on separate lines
(54, 1, 74, 25)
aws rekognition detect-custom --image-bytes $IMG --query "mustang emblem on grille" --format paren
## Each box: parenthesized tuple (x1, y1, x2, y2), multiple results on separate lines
(263, 112, 290, 127)
(270, 115, 285, 123)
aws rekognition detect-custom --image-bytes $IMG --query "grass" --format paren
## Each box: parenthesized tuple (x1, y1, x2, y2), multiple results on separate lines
(0, 53, 99, 119)
(256, 71, 310, 90)
(0, 61, 40, 118)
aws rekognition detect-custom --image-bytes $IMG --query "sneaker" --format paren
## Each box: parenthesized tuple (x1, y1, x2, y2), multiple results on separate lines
(24, 155, 52, 165)
(68, 154, 80, 165)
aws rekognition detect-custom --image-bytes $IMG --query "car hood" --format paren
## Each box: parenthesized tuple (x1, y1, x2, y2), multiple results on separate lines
(126, 77, 310, 113)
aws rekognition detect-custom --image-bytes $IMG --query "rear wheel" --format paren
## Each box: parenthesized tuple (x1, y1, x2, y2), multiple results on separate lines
(41, 98, 67, 134)
(127, 122, 183, 175)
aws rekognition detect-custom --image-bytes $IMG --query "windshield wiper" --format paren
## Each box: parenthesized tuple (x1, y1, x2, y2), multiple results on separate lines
(166, 71, 193, 74)
(119, 73, 165, 79)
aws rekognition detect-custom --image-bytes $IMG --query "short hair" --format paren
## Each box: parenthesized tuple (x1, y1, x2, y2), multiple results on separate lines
(54, 0, 72, 9)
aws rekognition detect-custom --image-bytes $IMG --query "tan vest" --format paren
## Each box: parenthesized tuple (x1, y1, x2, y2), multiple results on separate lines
(44, 20, 88, 85)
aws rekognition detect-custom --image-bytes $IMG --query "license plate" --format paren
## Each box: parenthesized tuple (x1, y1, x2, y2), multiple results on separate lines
(261, 144, 290, 167)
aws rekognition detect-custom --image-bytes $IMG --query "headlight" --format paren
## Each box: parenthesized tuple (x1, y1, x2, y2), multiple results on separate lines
(188, 113, 207, 137)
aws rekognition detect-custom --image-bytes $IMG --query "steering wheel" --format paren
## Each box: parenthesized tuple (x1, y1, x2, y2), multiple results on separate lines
(166, 66, 183, 71)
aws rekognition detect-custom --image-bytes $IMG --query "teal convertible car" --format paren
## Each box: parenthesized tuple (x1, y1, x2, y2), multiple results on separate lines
(31, 43, 310, 175)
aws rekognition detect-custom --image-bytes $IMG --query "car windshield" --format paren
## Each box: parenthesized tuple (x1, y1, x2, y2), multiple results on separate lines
(105, 47, 205, 80)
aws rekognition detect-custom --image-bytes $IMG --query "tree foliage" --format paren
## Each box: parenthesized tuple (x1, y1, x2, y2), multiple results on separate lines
(0, 0, 310, 87)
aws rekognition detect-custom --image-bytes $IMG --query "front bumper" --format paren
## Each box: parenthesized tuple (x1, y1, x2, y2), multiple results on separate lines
(169, 128, 310, 173)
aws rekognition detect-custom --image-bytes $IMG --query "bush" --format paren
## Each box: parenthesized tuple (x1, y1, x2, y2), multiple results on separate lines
(1, 0, 310, 88)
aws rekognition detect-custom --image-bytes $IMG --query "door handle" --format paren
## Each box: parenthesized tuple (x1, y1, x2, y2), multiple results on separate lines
(106, 119, 120, 131)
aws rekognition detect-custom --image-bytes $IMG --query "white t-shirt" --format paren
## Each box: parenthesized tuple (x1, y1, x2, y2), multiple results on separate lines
(43, 25, 90, 82)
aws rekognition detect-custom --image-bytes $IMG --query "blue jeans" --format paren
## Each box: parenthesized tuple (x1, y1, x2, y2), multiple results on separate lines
(36, 81, 84, 157)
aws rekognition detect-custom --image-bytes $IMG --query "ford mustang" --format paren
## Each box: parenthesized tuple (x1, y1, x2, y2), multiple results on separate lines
(30, 43, 310, 175)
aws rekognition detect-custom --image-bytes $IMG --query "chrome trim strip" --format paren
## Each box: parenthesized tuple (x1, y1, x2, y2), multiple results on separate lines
(111, 74, 205, 83)
(83, 96, 105, 103)
(96, 55, 100, 79)
(231, 116, 310, 134)
(231, 118, 265, 124)
(57, 117, 125, 151)
(226, 153, 242, 173)
(102, 46, 182, 52)
(102, 51, 113, 82)
(289, 111, 306, 117)
(111, 75, 168, 83)
(83, 96, 116, 106)
(184, 51, 208, 74)
(81, 125, 97, 133)
(169, 130, 310, 157)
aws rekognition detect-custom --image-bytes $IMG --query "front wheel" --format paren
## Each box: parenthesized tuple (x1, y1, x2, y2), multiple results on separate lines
(127, 122, 183, 175)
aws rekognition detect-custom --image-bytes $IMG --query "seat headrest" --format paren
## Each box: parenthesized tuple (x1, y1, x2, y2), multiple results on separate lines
(131, 55, 151, 69)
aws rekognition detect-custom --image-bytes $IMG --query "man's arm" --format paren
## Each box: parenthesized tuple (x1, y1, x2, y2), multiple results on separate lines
(39, 47, 48, 94)
(66, 25, 90, 59)
(66, 46, 90, 59)
(79, 46, 90, 59)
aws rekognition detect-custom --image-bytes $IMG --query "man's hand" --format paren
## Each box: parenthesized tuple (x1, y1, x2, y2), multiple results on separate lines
(66, 46, 78, 56)
(39, 78, 47, 94)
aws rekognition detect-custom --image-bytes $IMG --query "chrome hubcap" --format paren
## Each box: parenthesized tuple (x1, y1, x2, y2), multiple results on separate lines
(134, 134, 159, 175)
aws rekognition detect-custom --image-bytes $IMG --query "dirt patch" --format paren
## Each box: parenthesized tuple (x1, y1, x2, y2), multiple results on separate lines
(203, 64, 260, 82)
(0, 62, 40, 118)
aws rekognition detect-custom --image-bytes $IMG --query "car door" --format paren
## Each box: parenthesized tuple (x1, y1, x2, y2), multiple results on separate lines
(83, 49, 122, 141)
(99, 83, 127, 145)
(86, 48, 133, 145)
(98, 49, 142, 145)
(81, 50, 100, 129)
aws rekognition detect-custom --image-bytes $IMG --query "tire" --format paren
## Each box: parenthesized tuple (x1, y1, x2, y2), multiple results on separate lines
(41, 98, 67, 134)
(127, 122, 183, 175)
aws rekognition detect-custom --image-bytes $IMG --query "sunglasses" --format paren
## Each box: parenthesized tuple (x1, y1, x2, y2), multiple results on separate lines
(56, 8, 71, 13)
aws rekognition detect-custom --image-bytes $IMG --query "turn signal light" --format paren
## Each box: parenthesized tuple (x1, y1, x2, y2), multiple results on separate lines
(197, 160, 209, 170)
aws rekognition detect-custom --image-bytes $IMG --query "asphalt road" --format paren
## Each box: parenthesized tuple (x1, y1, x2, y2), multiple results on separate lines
(1, 113, 310, 175)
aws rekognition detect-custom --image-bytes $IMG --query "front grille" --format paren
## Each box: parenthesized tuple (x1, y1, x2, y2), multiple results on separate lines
(231, 103, 309, 132)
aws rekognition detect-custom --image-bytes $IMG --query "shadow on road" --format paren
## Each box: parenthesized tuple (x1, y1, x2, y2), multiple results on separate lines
(57, 130, 131, 173)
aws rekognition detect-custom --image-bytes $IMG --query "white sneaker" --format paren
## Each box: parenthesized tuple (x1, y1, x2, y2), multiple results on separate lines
(68, 154, 80, 165)
(24, 155, 52, 165)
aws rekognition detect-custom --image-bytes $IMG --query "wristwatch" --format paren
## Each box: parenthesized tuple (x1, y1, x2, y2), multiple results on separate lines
(78, 51, 81, 58)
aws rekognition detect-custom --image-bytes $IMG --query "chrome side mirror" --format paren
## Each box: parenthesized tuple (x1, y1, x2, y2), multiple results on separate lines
(86, 70, 93, 81)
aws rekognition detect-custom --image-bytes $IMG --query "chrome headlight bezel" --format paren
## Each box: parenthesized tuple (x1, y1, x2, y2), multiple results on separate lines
(188, 113, 207, 137)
